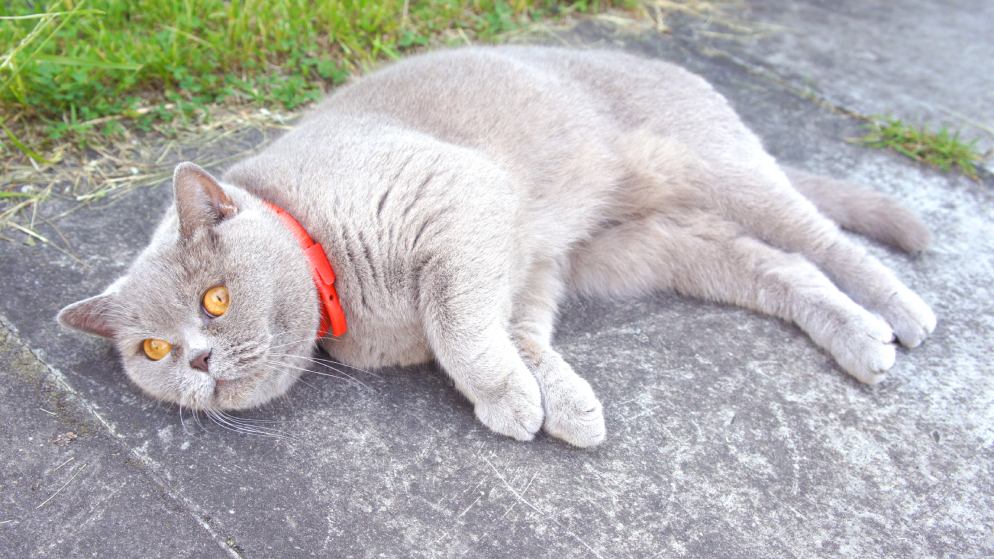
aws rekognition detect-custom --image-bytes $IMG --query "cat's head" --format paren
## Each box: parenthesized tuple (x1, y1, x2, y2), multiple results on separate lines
(57, 163, 319, 410)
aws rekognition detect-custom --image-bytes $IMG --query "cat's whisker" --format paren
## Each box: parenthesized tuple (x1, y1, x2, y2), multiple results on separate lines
(205, 408, 285, 439)
(266, 330, 344, 350)
(317, 365, 373, 390)
(215, 410, 291, 439)
(295, 376, 322, 392)
(261, 363, 372, 394)
(215, 410, 279, 424)
(264, 365, 323, 393)
(260, 361, 355, 384)
(265, 332, 345, 352)
(262, 359, 374, 392)
(209, 413, 269, 439)
(192, 407, 206, 431)
(178, 403, 190, 436)
(271, 352, 380, 378)
(268, 353, 372, 378)
(204, 409, 241, 436)
(266, 338, 319, 351)
(313, 356, 375, 377)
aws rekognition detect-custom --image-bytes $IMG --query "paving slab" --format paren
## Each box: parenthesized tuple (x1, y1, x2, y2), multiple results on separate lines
(0, 323, 227, 558)
(668, 0, 994, 173)
(2, 4, 993, 558)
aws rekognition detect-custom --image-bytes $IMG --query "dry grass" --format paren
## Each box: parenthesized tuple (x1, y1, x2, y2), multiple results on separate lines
(1, 2, 652, 248)
(1, 3, 652, 249)
(0, 2, 768, 249)
(640, 0, 771, 36)
(1, 105, 294, 255)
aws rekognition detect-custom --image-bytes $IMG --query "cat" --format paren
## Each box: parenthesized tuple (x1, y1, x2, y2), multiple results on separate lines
(57, 46, 936, 448)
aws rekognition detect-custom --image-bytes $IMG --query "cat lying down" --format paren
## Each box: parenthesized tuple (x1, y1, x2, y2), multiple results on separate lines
(58, 46, 935, 447)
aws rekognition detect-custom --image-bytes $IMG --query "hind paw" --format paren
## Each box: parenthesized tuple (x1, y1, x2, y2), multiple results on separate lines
(831, 312, 897, 384)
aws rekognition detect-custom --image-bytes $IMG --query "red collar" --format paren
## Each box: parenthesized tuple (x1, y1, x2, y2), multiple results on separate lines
(265, 202, 347, 339)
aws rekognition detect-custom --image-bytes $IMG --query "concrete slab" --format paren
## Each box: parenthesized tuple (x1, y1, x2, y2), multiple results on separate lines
(667, 0, 994, 173)
(2, 4, 993, 557)
(0, 323, 227, 557)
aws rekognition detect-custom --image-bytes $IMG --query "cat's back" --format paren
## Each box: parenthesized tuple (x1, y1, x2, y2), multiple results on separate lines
(319, 47, 621, 189)
(322, 46, 607, 138)
(312, 45, 745, 168)
(325, 47, 716, 125)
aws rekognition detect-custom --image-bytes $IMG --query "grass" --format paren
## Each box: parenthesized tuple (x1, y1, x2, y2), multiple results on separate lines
(860, 116, 985, 180)
(0, 0, 635, 245)
(1, 0, 630, 158)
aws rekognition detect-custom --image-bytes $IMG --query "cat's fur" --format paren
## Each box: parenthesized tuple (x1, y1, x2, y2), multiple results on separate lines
(58, 46, 936, 447)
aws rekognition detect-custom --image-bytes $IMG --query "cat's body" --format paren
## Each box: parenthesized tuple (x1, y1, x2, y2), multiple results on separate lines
(59, 46, 936, 447)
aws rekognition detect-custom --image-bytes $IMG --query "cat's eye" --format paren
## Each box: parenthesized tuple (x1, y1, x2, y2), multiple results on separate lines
(202, 285, 230, 317)
(143, 338, 172, 361)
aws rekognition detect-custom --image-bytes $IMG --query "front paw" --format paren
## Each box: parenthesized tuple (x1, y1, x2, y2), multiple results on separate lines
(534, 351, 606, 448)
(474, 368, 543, 441)
(544, 388, 605, 448)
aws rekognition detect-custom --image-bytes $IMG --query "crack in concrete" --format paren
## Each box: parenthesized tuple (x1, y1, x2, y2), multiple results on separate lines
(0, 313, 244, 558)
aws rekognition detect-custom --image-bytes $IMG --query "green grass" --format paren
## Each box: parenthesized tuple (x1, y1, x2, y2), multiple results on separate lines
(1, 0, 631, 160)
(861, 116, 985, 180)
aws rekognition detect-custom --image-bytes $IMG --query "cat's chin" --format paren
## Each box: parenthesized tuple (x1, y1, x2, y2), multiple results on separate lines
(208, 368, 300, 410)
(161, 368, 299, 411)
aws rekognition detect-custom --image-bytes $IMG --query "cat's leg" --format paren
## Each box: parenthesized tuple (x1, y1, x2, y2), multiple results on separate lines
(416, 255, 544, 441)
(570, 213, 898, 384)
(512, 258, 605, 447)
(618, 132, 934, 348)
(703, 161, 935, 349)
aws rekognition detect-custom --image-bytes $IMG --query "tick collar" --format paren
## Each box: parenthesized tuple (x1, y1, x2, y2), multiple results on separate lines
(265, 202, 347, 339)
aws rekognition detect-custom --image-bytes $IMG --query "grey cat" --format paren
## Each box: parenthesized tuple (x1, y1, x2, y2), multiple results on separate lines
(57, 46, 936, 447)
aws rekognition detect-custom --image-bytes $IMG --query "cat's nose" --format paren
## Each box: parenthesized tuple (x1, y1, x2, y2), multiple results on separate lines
(189, 349, 212, 373)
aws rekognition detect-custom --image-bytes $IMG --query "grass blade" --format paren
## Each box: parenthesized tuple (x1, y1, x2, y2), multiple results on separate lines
(1, 122, 50, 164)
(33, 54, 142, 71)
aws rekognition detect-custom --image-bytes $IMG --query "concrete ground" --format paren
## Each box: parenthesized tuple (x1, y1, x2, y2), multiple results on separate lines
(2, 1, 992, 557)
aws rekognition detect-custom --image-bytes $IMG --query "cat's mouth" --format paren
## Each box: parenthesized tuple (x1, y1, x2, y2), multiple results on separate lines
(193, 347, 304, 410)
(209, 373, 261, 408)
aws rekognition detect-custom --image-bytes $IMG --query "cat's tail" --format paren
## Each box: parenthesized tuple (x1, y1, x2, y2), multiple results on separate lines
(784, 167, 931, 253)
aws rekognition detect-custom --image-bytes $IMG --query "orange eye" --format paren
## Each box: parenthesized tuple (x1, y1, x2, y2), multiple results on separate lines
(202, 285, 230, 317)
(143, 338, 172, 361)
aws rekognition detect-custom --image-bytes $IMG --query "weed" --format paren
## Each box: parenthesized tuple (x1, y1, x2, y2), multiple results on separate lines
(861, 117, 984, 180)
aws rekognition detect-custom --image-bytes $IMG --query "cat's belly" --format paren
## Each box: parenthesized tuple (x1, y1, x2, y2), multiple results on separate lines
(318, 319, 432, 369)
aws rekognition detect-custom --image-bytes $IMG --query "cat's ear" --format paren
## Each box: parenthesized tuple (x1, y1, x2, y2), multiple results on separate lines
(57, 293, 120, 339)
(173, 162, 238, 238)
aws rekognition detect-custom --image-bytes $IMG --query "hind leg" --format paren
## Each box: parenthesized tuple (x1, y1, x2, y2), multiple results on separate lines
(618, 132, 935, 348)
(570, 213, 899, 383)
(512, 258, 606, 447)
(706, 163, 936, 348)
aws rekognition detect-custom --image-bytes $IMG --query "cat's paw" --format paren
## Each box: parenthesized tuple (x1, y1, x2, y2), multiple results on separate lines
(543, 381, 605, 448)
(831, 312, 897, 384)
(876, 287, 936, 349)
(474, 368, 543, 441)
(532, 351, 605, 448)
